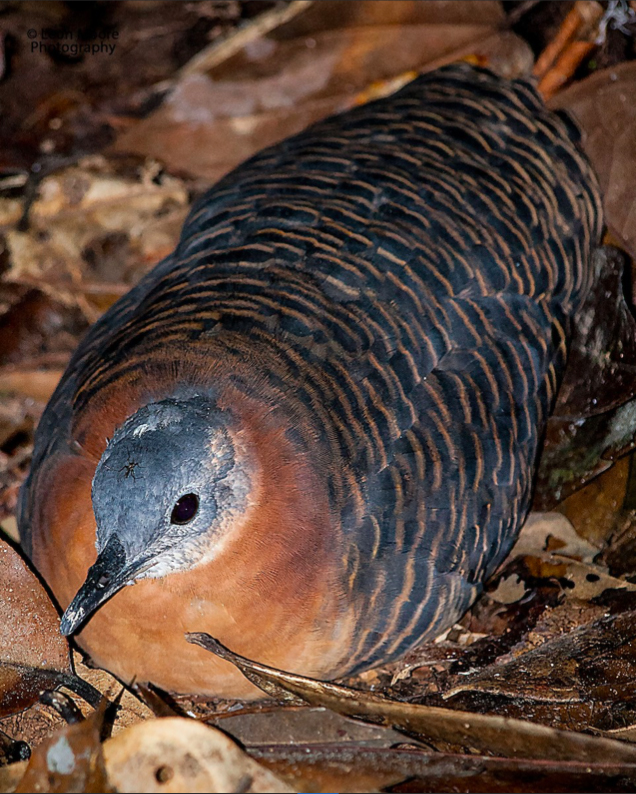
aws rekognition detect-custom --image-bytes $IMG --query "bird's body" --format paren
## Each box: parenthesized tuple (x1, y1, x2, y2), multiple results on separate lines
(20, 65, 602, 698)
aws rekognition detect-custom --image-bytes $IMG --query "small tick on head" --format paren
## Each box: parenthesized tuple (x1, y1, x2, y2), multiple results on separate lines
(119, 459, 142, 480)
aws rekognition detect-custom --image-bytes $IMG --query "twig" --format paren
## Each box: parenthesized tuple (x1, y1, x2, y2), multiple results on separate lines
(538, 40, 596, 98)
(534, 1, 605, 99)
(173, 0, 313, 81)
(507, 0, 542, 27)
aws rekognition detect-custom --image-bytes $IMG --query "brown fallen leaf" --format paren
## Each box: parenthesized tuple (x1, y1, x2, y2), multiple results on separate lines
(181, 0, 506, 83)
(0, 539, 100, 721)
(512, 512, 600, 563)
(443, 607, 636, 734)
(14, 707, 110, 794)
(599, 723, 636, 745)
(187, 633, 636, 763)
(102, 717, 292, 793)
(502, 512, 636, 602)
(213, 706, 413, 749)
(550, 61, 636, 260)
(112, 1, 532, 183)
(0, 541, 70, 672)
(252, 743, 636, 794)
(0, 538, 70, 719)
(556, 454, 632, 551)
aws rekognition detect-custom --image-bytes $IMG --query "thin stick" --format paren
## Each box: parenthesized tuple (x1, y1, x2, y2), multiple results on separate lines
(533, 4, 586, 80)
(538, 40, 596, 99)
(533, 1, 603, 81)
(176, 0, 314, 80)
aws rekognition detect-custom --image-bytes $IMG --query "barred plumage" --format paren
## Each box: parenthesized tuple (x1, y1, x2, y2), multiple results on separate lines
(20, 64, 603, 696)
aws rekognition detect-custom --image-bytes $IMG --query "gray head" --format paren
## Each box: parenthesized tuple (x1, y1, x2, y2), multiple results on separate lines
(60, 395, 251, 635)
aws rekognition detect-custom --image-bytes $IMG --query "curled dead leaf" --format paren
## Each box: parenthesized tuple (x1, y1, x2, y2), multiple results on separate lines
(187, 633, 636, 763)
(0, 539, 70, 719)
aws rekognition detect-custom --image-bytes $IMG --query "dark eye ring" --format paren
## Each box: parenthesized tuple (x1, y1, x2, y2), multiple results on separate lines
(171, 493, 199, 525)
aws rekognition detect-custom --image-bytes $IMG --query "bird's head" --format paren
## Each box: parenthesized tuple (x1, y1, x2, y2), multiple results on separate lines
(60, 395, 252, 636)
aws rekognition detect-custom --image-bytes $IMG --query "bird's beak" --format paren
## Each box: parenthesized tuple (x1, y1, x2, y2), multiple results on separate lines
(60, 534, 134, 636)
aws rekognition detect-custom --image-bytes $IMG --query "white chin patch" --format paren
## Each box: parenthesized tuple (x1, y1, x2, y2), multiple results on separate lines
(137, 557, 179, 579)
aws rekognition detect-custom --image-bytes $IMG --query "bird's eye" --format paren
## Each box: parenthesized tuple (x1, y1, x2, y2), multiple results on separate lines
(170, 493, 199, 525)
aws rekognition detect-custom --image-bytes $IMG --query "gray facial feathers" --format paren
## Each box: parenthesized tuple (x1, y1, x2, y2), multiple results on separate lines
(91, 396, 247, 574)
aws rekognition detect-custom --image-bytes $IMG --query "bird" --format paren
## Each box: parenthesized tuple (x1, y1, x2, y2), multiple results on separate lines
(19, 64, 603, 699)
